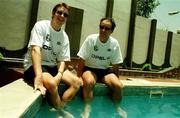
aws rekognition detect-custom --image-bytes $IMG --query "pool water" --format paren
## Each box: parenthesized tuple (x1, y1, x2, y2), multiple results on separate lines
(122, 96, 180, 118)
(35, 96, 180, 118)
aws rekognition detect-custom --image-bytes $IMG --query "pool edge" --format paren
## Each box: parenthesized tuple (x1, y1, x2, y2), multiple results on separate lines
(1, 79, 180, 118)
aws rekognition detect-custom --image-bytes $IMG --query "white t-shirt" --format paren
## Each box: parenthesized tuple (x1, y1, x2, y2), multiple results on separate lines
(77, 34, 123, 69)
(24, 20, 70, 70)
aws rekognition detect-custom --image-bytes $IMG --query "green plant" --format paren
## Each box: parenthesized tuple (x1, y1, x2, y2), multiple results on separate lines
(137, 0, 160, 18)
(142, 63, 152, 71)
(0, 52, 3, 60)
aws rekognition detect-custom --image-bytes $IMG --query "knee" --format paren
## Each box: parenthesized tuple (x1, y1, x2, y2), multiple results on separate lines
(112, 81, 123, 91)
(83, 78, 95, 89)
(45, 79, 57, 93)
(118, 82, 124, 89)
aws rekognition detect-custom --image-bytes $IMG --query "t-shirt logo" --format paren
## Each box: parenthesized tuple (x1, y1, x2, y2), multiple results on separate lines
(57, 42, 61, 45)
(43, 34, 51, 50)
(94, 45, 98, 51)
(107, 48, 111, 52)
(46, 34, 51, 41)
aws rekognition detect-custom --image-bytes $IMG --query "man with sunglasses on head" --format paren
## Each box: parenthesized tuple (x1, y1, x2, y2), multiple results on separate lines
(23, 2, 82, 113)
(77, 17, 127, 118)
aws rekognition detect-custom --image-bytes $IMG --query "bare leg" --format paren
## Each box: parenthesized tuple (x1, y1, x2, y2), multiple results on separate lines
(57, 108, 75, 118)
(103, 74, 127, 118)
(81, 103, 91, 118)
(61, 70, 83, 102)
(42, 71, 76, 117)
(81, 71, 96, 118)
(42, 73, 64, 109)
(55, 70, 82, 118)
(80, 85, 93, 118)
(50, 107, 75, 118)
(116, 105, 127, 118)
(81, 81, 93, 118)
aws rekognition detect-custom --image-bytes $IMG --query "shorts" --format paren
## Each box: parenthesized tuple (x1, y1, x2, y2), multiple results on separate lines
(83, 66, 112, 81)
(23, 65, 58, 84)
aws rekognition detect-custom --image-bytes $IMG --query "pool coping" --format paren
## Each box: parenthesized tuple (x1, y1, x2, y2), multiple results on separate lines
(1, 78, 180, 118)
(0, 79, 42, 118)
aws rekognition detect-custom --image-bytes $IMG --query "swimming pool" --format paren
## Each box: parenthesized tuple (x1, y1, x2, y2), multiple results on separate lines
(35, 95, 180, 118)
(35, 87, 180, 118)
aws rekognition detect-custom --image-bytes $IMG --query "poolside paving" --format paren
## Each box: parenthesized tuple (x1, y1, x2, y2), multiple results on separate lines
(0, 79, 42, 118)
(121, 77, 180, 87)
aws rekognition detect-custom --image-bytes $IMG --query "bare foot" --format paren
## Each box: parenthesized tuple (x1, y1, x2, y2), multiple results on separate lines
(117, 107, 127, 118)
(73, 77, 83, 89)
(58, 109, 75, 118)
(81, 104, 91, 118)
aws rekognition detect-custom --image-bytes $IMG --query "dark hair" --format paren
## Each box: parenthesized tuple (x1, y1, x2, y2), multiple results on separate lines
(52, 2, 70, 15)
(100, 17, 116, 32)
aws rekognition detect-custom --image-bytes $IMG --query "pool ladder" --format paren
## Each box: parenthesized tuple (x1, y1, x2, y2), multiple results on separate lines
(149, 90, 164, 98)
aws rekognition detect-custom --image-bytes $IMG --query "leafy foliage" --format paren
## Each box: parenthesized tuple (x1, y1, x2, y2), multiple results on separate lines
(142, 63, 152, 71)
(0, 52, 3, 60)
(136, 0, 160, 18)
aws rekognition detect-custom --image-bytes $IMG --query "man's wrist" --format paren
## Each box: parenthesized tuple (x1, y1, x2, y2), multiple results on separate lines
(58, 71, 63, 76)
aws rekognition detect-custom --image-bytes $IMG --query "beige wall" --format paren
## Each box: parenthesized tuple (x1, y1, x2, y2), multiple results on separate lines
(153, 29, 168, 66)
(0, 0, 31, 50)
(170, 33, 180, 67)
(133, 16, 151, 64)
(113, 0, 131, 59)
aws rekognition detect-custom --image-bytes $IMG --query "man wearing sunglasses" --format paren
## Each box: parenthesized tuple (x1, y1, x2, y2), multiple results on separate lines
(24, 2, 82, 111)
(77, 17, 127, 118)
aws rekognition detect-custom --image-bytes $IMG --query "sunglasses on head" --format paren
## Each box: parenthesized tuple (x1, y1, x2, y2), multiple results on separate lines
(99, 25, 111, 31)
(56, 11, 69, 18)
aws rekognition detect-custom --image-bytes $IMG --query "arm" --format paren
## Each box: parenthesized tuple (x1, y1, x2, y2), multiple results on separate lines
(31, 45, 46, 95)
(77, 58, 85, 77)
(54, 61, 65, 85)
(57, 61, 65, 74)
(32, 46, 42, 77)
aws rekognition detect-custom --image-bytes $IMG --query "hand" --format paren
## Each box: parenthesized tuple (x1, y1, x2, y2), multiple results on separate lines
(34, 76, 46, 96)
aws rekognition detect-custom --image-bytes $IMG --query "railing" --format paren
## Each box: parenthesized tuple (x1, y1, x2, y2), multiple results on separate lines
(1, 57, 24, 63)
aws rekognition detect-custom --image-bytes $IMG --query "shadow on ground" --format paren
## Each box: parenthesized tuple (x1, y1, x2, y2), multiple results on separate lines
(0, 68, 23, 87)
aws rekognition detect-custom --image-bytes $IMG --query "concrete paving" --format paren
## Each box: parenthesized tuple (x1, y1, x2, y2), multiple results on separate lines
(0, 79, 42, 118)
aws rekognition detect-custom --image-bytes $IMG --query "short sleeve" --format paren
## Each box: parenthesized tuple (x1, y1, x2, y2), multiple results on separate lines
(28, 22, 44, 48)
(111, 41, 123, 64)
(77, 36, 91, 59)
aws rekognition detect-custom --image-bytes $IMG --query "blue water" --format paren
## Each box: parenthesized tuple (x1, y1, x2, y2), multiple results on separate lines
(122, 96, 180, 118)
(35, 96, 180, 118)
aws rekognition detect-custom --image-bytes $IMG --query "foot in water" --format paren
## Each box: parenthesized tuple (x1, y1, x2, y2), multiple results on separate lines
(58, 109, 75, 118)
(116, 107, 127, 118)
(81, 104, 91, 118)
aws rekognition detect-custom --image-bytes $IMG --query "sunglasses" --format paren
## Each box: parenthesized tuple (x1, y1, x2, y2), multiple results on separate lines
(99, 25, 111, 31)
(56, 11, 69, 18)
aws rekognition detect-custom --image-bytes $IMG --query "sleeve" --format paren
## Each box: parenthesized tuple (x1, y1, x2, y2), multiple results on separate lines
(111, 41, 123, 64)
(28, 22, 44, 48)
(77, 36, 91, 60)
